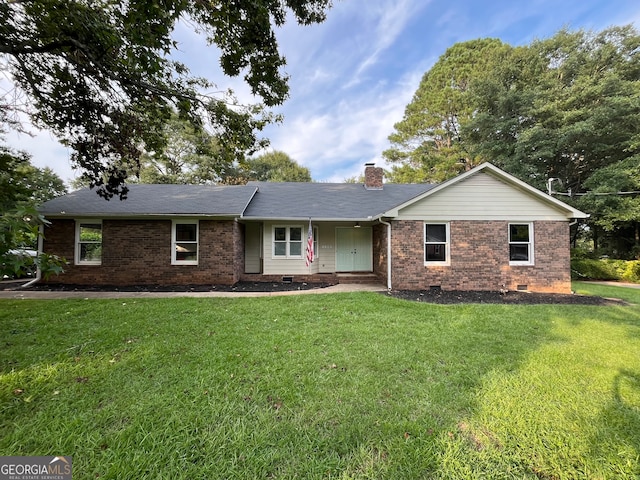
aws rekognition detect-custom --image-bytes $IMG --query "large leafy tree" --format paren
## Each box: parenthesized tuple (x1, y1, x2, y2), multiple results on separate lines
(0, 147, 66, 212)
(465, 26, 640, 195)
(245, 150, 312, 182)
(577, 156, 640, 255)
(387, 25, 640, 256)
(133, 114, 240, 185)
(465, 26, 640, 257)
(0, 146, 67, 278)
(130, 121, 311, 185)
(384, 38, 511, 183)
(0, 0, 332, 199)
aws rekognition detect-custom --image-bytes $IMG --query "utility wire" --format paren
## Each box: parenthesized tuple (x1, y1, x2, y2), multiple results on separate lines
(552, 191, 640, 196)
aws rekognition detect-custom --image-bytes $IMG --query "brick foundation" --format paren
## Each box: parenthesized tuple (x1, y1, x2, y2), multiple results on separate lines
(240, 273, 338, 284)
(390, 220, 571, 293)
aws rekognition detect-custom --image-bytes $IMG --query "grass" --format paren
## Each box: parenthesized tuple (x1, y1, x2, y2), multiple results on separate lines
(574, 280, 640, 304)
(1, 284, 639, 479)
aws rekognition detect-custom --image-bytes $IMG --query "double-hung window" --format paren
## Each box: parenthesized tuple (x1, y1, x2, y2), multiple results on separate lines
(273, 226, 303, 258)
(75, 220, 102, 265)
(424, 223, 449, 266)
(172, 220, 199, 265)
(509, 223, 534, 265)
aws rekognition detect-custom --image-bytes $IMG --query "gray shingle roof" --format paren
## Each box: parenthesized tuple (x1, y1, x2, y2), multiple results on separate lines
(39, 182, 436, 220)
(39, 184, 258, 217)
(242, 182, 435, 220)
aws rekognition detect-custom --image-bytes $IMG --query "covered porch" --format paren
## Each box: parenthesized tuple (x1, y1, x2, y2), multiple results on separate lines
(240, 220, 388, 286)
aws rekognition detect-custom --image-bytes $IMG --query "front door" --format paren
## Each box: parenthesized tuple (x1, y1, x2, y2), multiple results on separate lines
(336, 227, 372, 272)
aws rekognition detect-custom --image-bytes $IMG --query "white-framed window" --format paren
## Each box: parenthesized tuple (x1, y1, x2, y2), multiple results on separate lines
(273, 226, 303, 258)
(75, 220, 102, 265)
(509, 223, 534, 265)
(172, 220, 199, 265)
(424, 223, 450, 266)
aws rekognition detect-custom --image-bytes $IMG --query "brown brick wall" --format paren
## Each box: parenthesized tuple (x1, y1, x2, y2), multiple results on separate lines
(364, 165, 384, 189)
(233, 220, 244, 283)
(372, 222, 388, 284)
(390, 220, 571, 293)
(42, 218, 571, 292)
(42, 219, 241, 286)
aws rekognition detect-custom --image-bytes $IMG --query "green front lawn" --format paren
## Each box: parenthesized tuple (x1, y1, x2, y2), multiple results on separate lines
(1, 285, 639, 479)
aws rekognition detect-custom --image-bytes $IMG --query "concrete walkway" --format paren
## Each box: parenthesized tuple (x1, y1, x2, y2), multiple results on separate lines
(0, 282, 387, 300)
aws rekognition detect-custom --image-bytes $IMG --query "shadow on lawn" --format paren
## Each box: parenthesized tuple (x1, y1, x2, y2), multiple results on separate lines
(564, 303, 640, 330)
(588, 369, 640, 469)
(325, 300, 569, 477)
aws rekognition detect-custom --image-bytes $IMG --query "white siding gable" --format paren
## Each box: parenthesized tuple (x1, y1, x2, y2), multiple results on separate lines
(396, 172, 570, 221)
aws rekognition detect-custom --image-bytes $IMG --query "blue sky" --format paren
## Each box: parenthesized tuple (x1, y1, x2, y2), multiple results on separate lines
(5, 0, 640, 185)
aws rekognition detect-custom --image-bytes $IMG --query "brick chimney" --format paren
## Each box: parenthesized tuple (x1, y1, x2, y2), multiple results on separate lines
(364, 163, 383, 190)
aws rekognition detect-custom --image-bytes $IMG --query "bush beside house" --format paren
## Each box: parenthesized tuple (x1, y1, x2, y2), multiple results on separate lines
(571, 256, 640, 283)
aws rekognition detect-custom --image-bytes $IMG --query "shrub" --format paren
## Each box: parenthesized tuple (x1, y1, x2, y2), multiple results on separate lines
(571, 258, 640, 283)
(571, 259, 620, 280)
(621, 260, 640, 283)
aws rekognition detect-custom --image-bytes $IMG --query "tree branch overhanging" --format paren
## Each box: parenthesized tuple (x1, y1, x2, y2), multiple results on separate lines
(1, 0, 333, 199)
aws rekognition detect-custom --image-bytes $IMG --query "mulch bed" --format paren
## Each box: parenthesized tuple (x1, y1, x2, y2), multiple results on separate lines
(1, 280, 626, 305)
(13, 281, 333, 293)
(384, 288, 626, 305)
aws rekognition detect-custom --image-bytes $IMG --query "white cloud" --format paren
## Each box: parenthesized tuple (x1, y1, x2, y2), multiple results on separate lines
(264, 66, 424, 182)
(349, 0, 429, 84)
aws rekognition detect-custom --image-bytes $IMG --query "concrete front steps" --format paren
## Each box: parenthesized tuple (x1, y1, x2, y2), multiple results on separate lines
(336, 272, 383, 285)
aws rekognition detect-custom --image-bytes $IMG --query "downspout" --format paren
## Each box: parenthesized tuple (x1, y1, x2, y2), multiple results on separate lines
(18, 224, 44, 289)
(568, 219, 578, 249)
(378, 218, 392, 290)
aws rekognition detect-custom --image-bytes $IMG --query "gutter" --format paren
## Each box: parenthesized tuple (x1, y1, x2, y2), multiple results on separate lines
(378, 218, 392, 290)
(18, 224, 44, 289)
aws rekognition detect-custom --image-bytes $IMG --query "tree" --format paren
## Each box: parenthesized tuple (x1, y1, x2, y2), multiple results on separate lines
(133, 113, 241, 185)
(0, 146, 67, 278)
(245, 151, 312, 182)
(577, 156, 640, 256)
(465, 26, 640, 257)
(132, 120, 310, 185)
(0, 146, 66, 211)
(387, 25, 640, 257)
(383, 38, 511, 183)
(0, 0, 332, 199)
(465, 26, 640, 195)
